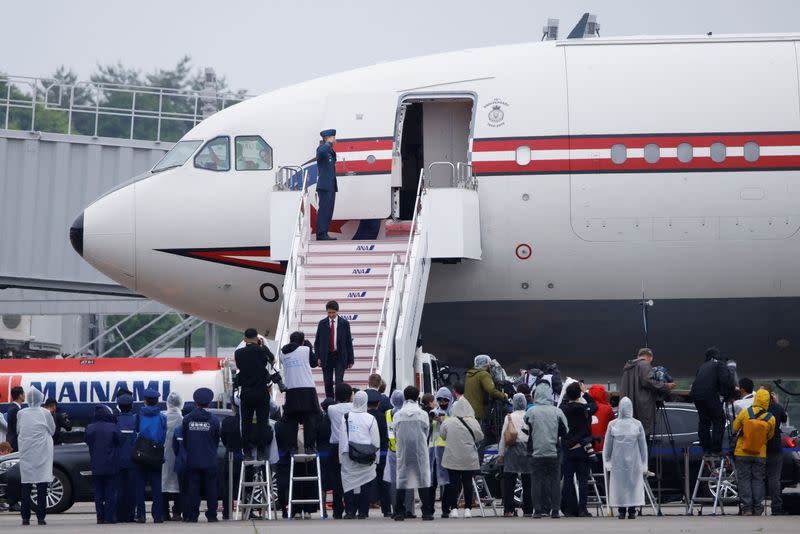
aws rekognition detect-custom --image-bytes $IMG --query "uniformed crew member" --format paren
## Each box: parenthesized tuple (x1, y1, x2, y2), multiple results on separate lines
(183, 387, 221, 523)
(115, 393, 137, 522)
(316, 129, 338, 240)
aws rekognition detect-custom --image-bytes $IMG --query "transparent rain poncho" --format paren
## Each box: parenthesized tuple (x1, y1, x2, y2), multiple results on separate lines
(602, 396, 648, 507)
(162, 391, 183, 492)
(17, 387, 55, 484)
(393, 399, 431, 489)
(339, 391, 379, 493)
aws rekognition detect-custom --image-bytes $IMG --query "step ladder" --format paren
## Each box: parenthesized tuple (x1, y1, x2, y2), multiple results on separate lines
(688, 453, 736, 516)
(586, 469, 607, 517)
(234, 459, 275, 520)
(287, 453, 325, 520)
(470, 474, 499, 517)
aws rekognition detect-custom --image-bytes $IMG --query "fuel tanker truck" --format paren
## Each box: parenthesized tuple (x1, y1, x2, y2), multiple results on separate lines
(0, 357, 234, 425)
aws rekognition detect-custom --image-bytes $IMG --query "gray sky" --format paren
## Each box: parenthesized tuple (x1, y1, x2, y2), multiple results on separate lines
(3, 0, 800, 95)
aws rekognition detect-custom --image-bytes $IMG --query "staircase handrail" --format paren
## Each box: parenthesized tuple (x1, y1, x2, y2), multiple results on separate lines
(274, 165, 304, 191)
(369, 253, 397, 375)
(274, 167, 310, 352)
(370, 167, 427, 377)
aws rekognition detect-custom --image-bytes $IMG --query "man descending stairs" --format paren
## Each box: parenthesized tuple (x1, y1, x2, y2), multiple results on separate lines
(297, 238, 409, 399)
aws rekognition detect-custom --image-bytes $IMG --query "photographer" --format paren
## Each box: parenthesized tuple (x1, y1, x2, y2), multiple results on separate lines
(279, 331, 320, 453)
(558, 381, 598, 517)
(688, 347, 735, 455)
(234, 328, 276, 459)
(620, 348, 675, 438)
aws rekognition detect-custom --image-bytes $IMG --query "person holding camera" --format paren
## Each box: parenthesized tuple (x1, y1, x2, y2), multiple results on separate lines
(280, 331, 320, 454)
(688, 347, 735, 456)
(558, 381, 598, 517)
(620, 348, 675, 438)
(234, 328, 276, 459)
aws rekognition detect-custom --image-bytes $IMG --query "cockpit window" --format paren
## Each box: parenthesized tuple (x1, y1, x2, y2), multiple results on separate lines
(194, 136, 231, 171)
(235, 136, 273, 170)
(152, 140, 202, 172)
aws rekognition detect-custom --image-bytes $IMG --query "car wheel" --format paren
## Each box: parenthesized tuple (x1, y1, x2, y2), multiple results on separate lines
(31, 468, 73, 514)
(704, 468, 738, 505)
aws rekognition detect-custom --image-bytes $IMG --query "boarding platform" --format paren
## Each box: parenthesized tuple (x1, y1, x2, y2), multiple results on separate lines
(270, 159, 481, 395)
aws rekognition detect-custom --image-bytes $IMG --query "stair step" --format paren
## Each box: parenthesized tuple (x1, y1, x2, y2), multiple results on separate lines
(305, 254, 404, 265)
(301, 323, 379, 335)
(302, 301, 383, 312)
(300, 312, 382, 323)
(304, 276, 391, 289)
(308, 240, 408, 254)
(305, 265, 392, 277)
(302, 288, 392, 301)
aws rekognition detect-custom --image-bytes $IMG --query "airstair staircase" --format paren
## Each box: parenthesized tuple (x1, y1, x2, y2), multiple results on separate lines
(271, 162, 480, 397)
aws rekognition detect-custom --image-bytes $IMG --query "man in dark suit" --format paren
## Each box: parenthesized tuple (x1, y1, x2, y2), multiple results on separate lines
(7, 386, 25, 452)
(314, 300, 354, 398)
(315, 128, 337, 241)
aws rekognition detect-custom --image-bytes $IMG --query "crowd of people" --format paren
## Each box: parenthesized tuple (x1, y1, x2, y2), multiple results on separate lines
(0, 337, 793, 524)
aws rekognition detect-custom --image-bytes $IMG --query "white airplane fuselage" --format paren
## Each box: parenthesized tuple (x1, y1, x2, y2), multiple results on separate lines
(75, 34, 800, 377)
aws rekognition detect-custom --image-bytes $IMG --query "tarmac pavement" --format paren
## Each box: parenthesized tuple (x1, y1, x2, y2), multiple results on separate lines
(0, 503, 797, 533)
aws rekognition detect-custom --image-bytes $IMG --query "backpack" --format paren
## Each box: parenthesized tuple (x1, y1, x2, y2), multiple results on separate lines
(740, 407, 772, 455)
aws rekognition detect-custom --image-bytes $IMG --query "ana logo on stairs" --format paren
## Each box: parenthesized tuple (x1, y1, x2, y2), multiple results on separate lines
(340, 314, 359, 321)
(355, 245, 376, 251)
(347, 291, 368, 298)
(352, 268, 372, 274)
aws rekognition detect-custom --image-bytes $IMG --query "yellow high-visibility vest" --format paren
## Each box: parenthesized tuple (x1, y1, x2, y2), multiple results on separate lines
(386, 409, 397, 452)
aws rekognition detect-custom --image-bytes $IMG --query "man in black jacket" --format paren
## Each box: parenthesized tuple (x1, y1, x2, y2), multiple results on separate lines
(234, 328, 275, 459)
(367, 389, 391, 517)
(314, 301, 354, 398)
(6, 386, 25, 452)
(761, 383, 788, 515)
(688, 347, 735, 455)
(44, 398, 72, 445)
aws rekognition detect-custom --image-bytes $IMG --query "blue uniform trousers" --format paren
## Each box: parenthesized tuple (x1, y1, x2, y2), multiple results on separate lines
(187, 468, 218, 521)
(316, 190, 336, 237)
(116, 468, 136, 522)
(135, 465, 163, 521)
(93, 474, 118, 523)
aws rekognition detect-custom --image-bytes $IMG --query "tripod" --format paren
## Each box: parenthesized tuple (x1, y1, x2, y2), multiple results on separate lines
(653, 400, 684, 515)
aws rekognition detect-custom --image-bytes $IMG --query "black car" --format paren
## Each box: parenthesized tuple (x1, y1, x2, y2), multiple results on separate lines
(481, 402, 800, 507)
(0, 409, 241, 514)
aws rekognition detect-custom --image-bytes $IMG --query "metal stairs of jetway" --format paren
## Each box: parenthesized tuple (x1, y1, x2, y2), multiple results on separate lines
(271, 162, 481, 400)
(299, 238, 409, 396)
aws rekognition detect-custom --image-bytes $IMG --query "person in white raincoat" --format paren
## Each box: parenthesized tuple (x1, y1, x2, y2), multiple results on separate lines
(162, 391, 183, 521)
(339, 390, 380, 519)
(16, 387, 55, 525)
(602, 396, 648, 519)
(393, 386, 434, 521)
(440, 398, 483, 517)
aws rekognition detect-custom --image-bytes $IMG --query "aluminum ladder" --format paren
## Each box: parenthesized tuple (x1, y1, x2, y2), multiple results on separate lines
(688, 453, 735, 516)
(287, 453, 325, 520)
(235, 458, 275, 520)
(470, 474, 499, 517)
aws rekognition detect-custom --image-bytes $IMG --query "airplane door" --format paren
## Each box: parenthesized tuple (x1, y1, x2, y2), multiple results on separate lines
(323, 93, 395, 220)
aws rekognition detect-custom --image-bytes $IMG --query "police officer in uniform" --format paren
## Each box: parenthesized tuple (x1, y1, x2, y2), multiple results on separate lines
(183, 387, 221, 522)
(115, 393, 137, 523)
(316, 129, 338, 240)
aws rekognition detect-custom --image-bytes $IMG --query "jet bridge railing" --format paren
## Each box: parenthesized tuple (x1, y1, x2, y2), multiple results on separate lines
(0, 74, 250, 142)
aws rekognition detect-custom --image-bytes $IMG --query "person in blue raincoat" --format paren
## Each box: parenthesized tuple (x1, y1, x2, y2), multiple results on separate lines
(183, 388, 221, 522)
(134, 389, 167, 523)
(86, 405, 122, 524)
(315, 129, 338, 240)
(429, 387, 453, 517)
(114, 393, 137, 522)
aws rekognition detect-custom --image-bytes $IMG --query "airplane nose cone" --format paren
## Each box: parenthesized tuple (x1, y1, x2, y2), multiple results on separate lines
(69, 212, 84, 257)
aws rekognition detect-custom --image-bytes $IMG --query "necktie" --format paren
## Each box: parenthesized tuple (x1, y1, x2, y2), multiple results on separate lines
(330, 318, 335, 352)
